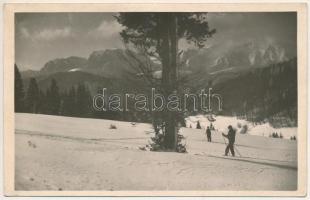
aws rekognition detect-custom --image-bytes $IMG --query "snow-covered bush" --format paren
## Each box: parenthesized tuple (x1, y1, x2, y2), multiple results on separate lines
(240, 124, 248, 134)
(237, 122, 242, 128)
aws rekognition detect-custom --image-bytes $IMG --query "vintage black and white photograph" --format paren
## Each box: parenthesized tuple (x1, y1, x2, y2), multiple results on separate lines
(5, 4, 307, 195)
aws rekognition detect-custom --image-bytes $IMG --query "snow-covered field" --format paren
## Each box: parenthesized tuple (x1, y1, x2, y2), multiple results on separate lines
(15, 113, 297, 191)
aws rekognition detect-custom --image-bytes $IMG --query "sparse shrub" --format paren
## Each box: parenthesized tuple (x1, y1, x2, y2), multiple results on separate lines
(139, 146, 146, 151)
(196, 121, 201, 129)
(149, 121, 165, 151)
(150, 133, 165, 151)
(27, 140, 37, 148)
(109, 124, 117, 129)
(240, 124, 248, 134)
(271, 132, 282, 138)
(176, 143, 187, 153)
(176, 133, 187, 153)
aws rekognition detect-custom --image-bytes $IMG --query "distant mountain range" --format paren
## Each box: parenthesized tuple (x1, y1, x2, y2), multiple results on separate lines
(40, 56, 88, 75)
(22, 41, 292, 78)
(19, 42, 297, 125)
(181, 42, 289, 74)
(21, 48, 157, 94)
(21, 42, 293, 92)
(22, 48, 159, 80)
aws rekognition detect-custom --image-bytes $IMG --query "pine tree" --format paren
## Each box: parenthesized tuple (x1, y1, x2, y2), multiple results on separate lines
(15, 64, 24, 112)
(196, 121, 202, 129)
(58, 91, 66, 116)
(61, 90, 69, 116)
(46, 79, 61, 115)
(25, 78, 40, 113)
(116, 13, 215, 150)
(37, 90, 45, 114)
(76, 83, 92, 117)
(68, 86, 77, 116)
(62, 86, 77, 116)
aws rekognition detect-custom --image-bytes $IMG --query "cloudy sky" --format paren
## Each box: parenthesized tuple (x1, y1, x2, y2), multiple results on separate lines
(15, 12, 296, 70)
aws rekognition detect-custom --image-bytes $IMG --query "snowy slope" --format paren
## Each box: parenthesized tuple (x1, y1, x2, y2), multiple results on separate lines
(186, 115, 297, 139)
(15, 113, 297, 191)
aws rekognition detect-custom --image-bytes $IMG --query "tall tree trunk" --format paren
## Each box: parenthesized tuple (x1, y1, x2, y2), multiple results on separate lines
(160, 13, 178, 150)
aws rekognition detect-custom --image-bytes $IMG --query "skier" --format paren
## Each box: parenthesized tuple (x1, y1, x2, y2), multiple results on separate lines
(222, 125, 236, 156)
(206, 126, 212, 142)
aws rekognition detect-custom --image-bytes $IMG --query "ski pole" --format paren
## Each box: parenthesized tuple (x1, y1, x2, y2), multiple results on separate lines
(234, 144, 242, 157)
(222, 134, 230, 156)
(222, 134, 227, 145)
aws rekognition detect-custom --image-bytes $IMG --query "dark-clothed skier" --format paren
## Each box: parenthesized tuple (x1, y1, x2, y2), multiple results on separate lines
(222, 125, 236, 156)
(206, 126, 212, 142)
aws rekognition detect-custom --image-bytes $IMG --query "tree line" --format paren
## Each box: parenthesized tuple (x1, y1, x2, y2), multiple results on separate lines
(15, 64, 93, 118)
(15, 64, 153, 122)
(213, 58, 297, 127)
